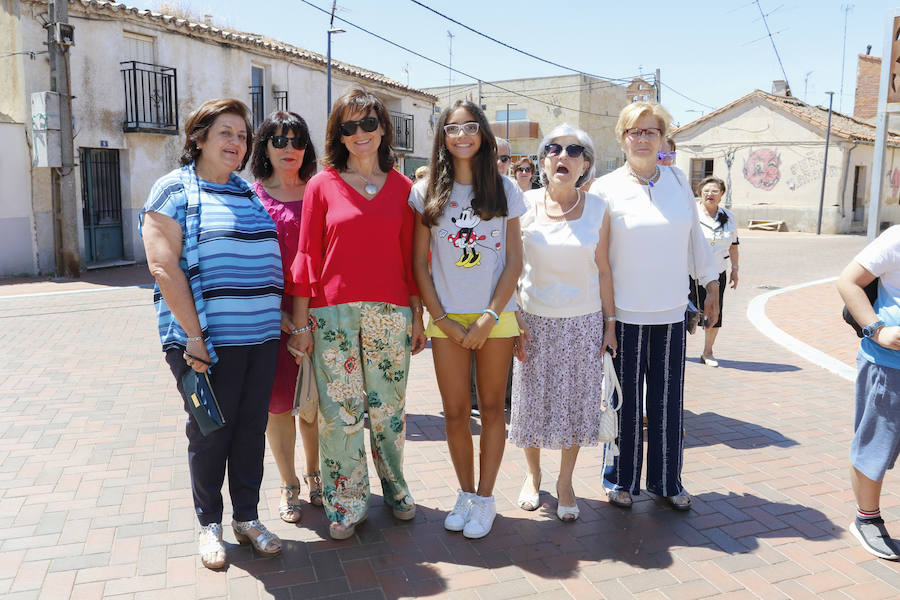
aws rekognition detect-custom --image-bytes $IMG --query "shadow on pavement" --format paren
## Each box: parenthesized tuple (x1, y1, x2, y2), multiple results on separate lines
(406, 413, 481, 442)
(685, 356, 801, 372)
(684, 409, 799, 449)
(231, 490, 837, 599)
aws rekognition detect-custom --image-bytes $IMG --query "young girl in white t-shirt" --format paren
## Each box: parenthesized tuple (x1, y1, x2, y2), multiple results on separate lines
(409, 101, 525, 539)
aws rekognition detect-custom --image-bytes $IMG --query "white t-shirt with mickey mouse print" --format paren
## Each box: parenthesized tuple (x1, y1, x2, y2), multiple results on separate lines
(409, 176, 526, 314)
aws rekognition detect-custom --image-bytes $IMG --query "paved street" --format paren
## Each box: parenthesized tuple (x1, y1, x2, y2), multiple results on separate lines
(2, 231, 900, 599)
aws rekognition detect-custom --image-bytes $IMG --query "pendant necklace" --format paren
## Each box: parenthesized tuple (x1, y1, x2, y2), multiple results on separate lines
(543, 189, 582, 218)
(627, 164, 660, 187)
(347, 166, 378, 196)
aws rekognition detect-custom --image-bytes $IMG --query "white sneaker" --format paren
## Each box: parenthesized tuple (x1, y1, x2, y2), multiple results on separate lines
(463, 495, 496, 539)
(444, 490, 475, 532)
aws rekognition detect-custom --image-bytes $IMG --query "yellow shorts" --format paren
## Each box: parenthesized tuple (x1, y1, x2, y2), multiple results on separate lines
(426, 311, 520, 339)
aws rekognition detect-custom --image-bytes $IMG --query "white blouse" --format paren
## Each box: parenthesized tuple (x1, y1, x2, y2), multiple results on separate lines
(589, 166, 718, 325)
(518, 189, 608, 318)
(698, 205, 739, 274)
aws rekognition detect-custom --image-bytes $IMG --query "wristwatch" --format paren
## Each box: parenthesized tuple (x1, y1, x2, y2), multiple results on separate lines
(862, 319, 885, 338)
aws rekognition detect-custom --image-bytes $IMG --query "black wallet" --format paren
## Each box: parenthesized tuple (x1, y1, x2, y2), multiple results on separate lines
(181, 369, 226, 436)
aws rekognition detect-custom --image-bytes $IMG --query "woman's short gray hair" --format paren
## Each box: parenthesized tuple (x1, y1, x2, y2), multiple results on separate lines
(537, 124, 596, 188)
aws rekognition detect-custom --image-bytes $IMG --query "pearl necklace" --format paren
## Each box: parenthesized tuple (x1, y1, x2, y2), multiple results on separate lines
(346, 166, 378, 196)
(543, 189, 582, 218)
(627, 164, 660, 187)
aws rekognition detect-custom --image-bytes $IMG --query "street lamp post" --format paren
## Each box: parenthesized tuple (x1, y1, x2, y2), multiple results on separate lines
(326, 26, 345, 115)
(816, 91, 835, 235)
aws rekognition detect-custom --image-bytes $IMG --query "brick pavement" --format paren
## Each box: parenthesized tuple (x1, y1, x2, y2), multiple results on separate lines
(2, 231, 900, 599)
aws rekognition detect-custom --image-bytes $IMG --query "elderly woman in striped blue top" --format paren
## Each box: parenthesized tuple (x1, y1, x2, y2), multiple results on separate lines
(140, 98, 284, 569)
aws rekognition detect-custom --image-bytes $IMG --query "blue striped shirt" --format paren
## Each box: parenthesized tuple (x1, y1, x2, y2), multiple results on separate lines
(139, 165, 283, 353)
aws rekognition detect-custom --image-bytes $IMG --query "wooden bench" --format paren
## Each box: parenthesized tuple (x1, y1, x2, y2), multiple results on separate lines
(747, 219, 785, 231)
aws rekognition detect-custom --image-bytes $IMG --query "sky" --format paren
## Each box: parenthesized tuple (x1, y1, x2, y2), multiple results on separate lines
(126, 0, 894, 126)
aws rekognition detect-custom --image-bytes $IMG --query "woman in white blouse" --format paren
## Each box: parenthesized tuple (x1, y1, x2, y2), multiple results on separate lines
(509, 124, 617, 521)
(692, 176, 740, 367)
(589, 103, 719, 511)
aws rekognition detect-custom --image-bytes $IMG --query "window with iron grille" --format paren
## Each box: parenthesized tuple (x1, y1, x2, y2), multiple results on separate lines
(391, 111, 413, 153)
(690, 158, 715, 194)
(120, 61, 178, 134)
(250, 66, 265, 130)
(273, 90, 288, 113)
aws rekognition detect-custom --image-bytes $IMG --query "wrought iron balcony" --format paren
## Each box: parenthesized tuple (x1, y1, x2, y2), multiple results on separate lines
(249, 85, 264, 131)
(120, 61, 178, 134)
(391, 111, 414, 153)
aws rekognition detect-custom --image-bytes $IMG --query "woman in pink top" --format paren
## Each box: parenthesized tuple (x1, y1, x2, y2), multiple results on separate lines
(249, 111, 322, 525)
(287, 88, 426, 540)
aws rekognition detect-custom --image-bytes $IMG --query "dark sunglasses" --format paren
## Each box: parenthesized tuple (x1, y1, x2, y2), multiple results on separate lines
(269, 135, 307, 150)
(545, 143, 585, 158)
(498, 155, 511, 163)
(516, 166, 533, 173)
(339, 116, 379, 136)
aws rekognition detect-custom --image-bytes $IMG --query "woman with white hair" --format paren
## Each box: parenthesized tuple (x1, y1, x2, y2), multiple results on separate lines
(589, 103, 719, 511)
(509, 124, 617, 521)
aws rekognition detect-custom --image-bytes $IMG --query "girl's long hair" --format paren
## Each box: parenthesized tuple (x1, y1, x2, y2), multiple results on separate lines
(423, 100, 508, 227)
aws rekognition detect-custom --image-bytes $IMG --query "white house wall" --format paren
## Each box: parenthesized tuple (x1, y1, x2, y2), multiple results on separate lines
(673, 97, 883, 233)
(5, 3, 435, 276)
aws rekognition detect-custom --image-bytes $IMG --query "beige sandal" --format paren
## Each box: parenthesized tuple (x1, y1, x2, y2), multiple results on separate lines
(232, 519, 281, 557)
(198, 523, 226, 569)
(329, 514, 367, 540)
(303, 471, 324, 506)
(279, 484, 302, 523)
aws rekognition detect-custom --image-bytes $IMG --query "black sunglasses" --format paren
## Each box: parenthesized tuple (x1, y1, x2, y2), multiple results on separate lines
(545, 143, 585, 158)
(269, 135, 307, 150)
(516, 166, 533, 173)
(339, 116, 379, 137)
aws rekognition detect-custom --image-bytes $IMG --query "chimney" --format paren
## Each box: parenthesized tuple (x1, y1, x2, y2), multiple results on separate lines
(203, 14, 213, 25)
(771, 80, 790, 96)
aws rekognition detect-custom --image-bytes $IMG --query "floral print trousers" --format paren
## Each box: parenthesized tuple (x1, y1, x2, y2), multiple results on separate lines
(309, 302, 414, 526)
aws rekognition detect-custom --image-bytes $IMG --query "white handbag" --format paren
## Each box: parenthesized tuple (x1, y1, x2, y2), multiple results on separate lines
(599, 351, 623, 463)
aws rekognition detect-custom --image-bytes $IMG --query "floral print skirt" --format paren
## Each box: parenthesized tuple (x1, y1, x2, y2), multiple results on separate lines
(509, 310, 605, 449)
(309, 302, 414, 525)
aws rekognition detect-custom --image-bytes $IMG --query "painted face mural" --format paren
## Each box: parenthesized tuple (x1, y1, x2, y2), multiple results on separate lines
(743, 148, 781, 191)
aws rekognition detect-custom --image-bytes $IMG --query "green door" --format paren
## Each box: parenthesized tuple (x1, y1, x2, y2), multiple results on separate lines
(80, 148, 124, 264)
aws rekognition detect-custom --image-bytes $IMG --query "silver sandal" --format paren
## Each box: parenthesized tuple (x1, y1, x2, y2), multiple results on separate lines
(198, 523, 226, 569)
(232, 519, 281, 557)
(303, 471, 324, 506)
(279, 484, 302, 523)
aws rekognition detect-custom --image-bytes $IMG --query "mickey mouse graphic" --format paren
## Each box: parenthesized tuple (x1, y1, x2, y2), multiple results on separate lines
(448, 206, 486, 268)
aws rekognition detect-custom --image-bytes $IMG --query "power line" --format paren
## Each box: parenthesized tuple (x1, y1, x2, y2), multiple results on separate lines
(407, 0, 633, 83)
(297, 0, 619, 118)
(660, 82, 716, 110)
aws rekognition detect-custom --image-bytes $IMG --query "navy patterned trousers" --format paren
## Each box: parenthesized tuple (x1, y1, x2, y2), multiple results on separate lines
(603, 320, 687, 497)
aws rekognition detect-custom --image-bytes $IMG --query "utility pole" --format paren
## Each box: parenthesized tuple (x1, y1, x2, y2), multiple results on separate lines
(839, 4, 854, 112)
(48, 0, 80, 277)
(477, 80, 482, 107)
(326, 1, 344, 115)
(447, 31, 454, 107)
(816, 92, 835, 235)
(655, 68, 661, 103)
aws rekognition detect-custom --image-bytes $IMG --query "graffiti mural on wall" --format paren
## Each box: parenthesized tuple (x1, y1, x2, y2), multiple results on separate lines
(743, 148, 781, 190)
(785, 151, 842, 191)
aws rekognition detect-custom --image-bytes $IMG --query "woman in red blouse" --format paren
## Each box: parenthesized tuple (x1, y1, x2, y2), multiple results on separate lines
(287, 88, 426, 540)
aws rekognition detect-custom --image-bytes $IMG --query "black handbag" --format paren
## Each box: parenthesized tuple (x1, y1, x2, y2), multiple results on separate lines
(686, 277, 702, 335)
(842, 279, 879, 338)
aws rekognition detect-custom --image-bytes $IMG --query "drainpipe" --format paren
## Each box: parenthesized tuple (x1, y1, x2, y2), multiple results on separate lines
(839, 140, 859, 221)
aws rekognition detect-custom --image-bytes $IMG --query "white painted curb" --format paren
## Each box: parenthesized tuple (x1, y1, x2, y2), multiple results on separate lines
(746, 276, 856, 382)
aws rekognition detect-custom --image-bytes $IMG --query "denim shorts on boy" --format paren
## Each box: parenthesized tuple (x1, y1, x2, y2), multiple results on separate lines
(851, 355, 900, 482)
